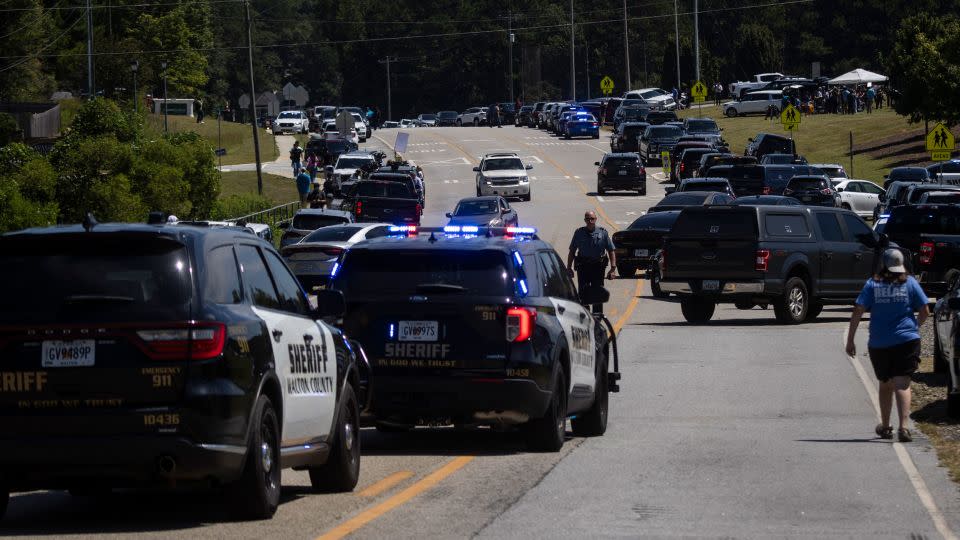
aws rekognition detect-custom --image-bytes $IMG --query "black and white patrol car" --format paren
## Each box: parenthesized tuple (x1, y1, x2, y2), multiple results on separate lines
(331, 225, 620, 451)
(0, 218, 362, 520)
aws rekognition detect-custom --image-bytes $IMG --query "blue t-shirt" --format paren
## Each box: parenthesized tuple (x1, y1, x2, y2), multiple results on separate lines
(855, 276, 928, 349)
(295, 172, 312, 195)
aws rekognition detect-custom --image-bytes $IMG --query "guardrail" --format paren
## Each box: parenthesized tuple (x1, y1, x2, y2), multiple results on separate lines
(228, 201, 301, 226)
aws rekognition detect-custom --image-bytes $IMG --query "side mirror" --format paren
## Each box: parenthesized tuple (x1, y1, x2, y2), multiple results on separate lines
(579, 286, 610, 305)
(594, 161, 600, 166)
(748, 137, 754, 142)
(526, 164, 533, 170)
(314, 289, 346, 318)
(278, 221, 291, 230)
(325, 166, 334, 173)
(445, 212, 452, 218)
(949, 297, 960, 311)
(836, 187, 843, 192)
(472, 167, 480, 172)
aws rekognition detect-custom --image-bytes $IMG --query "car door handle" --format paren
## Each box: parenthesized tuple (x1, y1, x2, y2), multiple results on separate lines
(558, 306, 566, 314)
(854, 252, 863, 261)
(271, 329, 283, 342)
(822, 251, 833, 260)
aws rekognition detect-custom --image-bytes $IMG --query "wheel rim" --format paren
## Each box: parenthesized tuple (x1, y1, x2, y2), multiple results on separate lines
(788, 286, 805, 318)
(260, 421, 277, 490)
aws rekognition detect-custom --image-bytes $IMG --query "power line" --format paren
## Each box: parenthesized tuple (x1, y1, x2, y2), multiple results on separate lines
(0, 0, 70, 41)
(0, 0, 816, 60)
(0, 0, 240, 13)
(0, 10, 85, 72)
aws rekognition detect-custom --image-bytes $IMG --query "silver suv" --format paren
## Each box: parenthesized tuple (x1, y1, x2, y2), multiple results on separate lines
(473, 152, 533, 201)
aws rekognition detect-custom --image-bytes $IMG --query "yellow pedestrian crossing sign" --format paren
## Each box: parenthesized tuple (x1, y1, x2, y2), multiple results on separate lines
(780, 104, 801, 131)
(927, 123, 954, 151)
(691, 81, 708, 100)
(600, 76, 615, 96)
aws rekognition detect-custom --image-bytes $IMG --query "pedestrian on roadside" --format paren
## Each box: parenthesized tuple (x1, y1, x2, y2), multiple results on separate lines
(865, 86, 875, 114)
(845, 248, 929, 443)
(290, 141, 304, 178)
(876, 88, 885, 109)
(566, 211, 617, 313)
(296, 167, 312, 208)
(305, 150, 320, 182)
(713, 82, 723, 106)
(196, 98, 204, 124)
(306, 180, 325, 209)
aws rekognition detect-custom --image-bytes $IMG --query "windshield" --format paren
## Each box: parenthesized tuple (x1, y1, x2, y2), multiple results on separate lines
(603, 157, 639, 168)
(420, 114, 436, 120)
(357, 182, 413, 198)
(0, 237, 192, 324)
(788, 178, 827, 190)
(628, 212, 680, 230)
(646, 126, 683, 138)
(336, 158, 373, 169)
(483, 158, 523, 171)
(335, 250, 513, 296)
(684, 182, 728, 192)
(454, 200, 499, 216)
(888, 208, 960, 235)
(278, 111, 300, 119)
(303, 225, 366, 243)
(293, 214, 350, 230)
(890, 168, 930, 181)
(686, 120, 718, 132)
(640, 90, 661, 99)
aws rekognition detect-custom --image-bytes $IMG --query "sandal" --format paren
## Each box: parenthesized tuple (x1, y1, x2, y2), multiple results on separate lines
(875, 424, 893, 439)
(898, 428, 913, 443)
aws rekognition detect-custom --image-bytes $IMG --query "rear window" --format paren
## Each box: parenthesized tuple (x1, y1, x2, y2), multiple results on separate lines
(357, 182, 413, 198)
(293, 214, 350, 230)
(645, 126, 682, 138)
(890, 169, 929, 181)
(764, 214, 810, 237)
(682, 150, 713, 163)
(336, 158, 373, 169)
(303, 226, 365, 242)
(0, 236, 193, 324)
(335, 250, 513, 296)
(686, 120, 718, 132)
(763, 166, 798, 193)
(628, 212, 680, 230)
(671, 211, 758, 238)
(622, 125, 644, 137)
(788, 177, 827, 190)
(603, 157, 639, 168)
(661, 193, 710, 205)
(620, 108, 645, 120)
(684, 181, 728, 192)
(888, 209, 960, 235)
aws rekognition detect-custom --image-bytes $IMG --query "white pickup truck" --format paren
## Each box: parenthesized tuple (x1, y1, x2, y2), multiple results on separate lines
(728, 73, 784, 98)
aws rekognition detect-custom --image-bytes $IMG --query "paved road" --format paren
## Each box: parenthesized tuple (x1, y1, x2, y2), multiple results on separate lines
(7, 126, 960, 539)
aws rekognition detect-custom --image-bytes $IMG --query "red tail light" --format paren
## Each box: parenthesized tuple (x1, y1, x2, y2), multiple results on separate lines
(600, 168, 607, 175)
(920, 241, 935, 265)
(355, 200, 362, 216)
(755, 249, 771, 272)
(680, 162, 686, 173)
(783, 188, 794, 195)
(506, 307, 536, 342)
(136, 322, 226, 361)
(820, 188, 833, 195)
(762, 186, 771, 195)
(321, 247, 344, 256)
(415, 203, 423, 215)
(591, 122, 598, 127)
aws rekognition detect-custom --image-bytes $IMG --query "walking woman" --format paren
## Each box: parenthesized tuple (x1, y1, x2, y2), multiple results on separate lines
(845, 249, 929, 442)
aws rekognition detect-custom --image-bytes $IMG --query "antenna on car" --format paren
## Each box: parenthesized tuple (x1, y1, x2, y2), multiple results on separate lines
(82, 212, 98, 232)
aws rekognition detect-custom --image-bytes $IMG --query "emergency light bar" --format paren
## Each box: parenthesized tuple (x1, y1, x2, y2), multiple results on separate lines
(386, 226, 539, 239)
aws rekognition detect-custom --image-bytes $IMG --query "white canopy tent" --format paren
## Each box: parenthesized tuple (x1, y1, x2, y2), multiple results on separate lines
(828, 68, 889, 85)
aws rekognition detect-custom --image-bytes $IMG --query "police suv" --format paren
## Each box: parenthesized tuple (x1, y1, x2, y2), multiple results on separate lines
(331, 226, 620, 451)
(0, 219, 362, 520)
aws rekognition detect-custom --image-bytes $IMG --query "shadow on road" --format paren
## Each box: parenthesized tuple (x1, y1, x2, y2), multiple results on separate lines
(794, 438, 886, 444)
(638, 316, 851, 327)
(359, 425, 555, 458)
(585, 191, 644, 198)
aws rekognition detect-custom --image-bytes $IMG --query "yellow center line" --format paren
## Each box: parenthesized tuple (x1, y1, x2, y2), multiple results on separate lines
(316, 456, 474, 540)
(613, 279, 643, 334)
(355, 470, 414, 498)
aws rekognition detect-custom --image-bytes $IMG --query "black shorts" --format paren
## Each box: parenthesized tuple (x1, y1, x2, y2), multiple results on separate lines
(868, 339, 921, 382)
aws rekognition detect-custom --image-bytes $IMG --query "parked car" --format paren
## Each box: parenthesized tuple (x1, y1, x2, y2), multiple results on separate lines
(759, 153, 807, 165)
(280, 209, 355, 247)
(416, 113, 437, 127)
(644, 110, 680, 125)
(457, 107, 487, 126)
(281, 223, 393, 292)
(595, 153, 646, 195)
(648, 191, 734, 213)
(670, 144, 715, 183)
(811, 163, 848, 180)
(884, 204, 960, 296)
(722, 90, 783, 117)
(623, 87, 677, 110)
(445, 196, 519, 227)
(610, 121, 649, 153)
(832, 179, 884, 217)
(436, 110, 459, 126)
(682, 117, 723, 146)
(515, 105, 534, 126)
(875, 180, 923, 220)
(903, 183, 960, 205)
(399, 119, 416, 128)
(563, 113, 600, 139)
(342, 180, 421, 225)
(638, 124, 684, 164)
(613, 106, 650, 129)
(783, 175, 838, 207)
(927, 160, 960, 183)
(660, 205, 884, 323)
(272, 110, 309, 134)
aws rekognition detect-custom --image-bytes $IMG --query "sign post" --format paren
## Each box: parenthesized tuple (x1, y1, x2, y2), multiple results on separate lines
(600, 76, 615, 97)
(661, 151, 671, 179)
(690, 80, 708, 116)
(780, 104, 801, 142)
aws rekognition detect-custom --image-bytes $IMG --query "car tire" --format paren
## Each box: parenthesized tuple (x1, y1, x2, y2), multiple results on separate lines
(650, 266, 667, 298)
(949, 372, 960, 418)
(473, 118, 479, 127)
(935, 328, 949, 374)
(232, 395, 281, 520)
(456, 120, 462, 126)
(841, 203, 851, 211)
(774, 277, 809, 324)
(806, 300, 824, 321)
(309, 384, 360, 493)
(597, 182, 605, 195)
(525, 364, 566, 452)
(616, 263, 636, 277)
(476, 186, 482, 197)
(680, 298, 715, 323)
(0, 483, 7, 520)
(593, 133, 600, 139)
(521, 193, 531, 202)
(571, 357, 608, 437)
(725, 108, 738, 118)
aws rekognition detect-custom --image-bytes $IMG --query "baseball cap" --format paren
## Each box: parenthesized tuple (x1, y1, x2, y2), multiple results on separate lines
(882, 248, 907, 274)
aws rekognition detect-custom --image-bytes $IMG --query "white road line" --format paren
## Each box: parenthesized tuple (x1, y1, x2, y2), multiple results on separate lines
(842, 327, 958, 540)
(583, 142, 610, 154)
(462, 139, 494, 142)
(574, 175, 581, 179)
(596, 196, 605, 202)
(564, 176, 571, 179)
(531, 176, 537, 180)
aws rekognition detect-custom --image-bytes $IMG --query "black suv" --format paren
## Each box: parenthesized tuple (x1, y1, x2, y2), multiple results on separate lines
(660, 205, 884, 324)
(610, 121, 649, 153)
(331, 227, 621, 451)
(745, 133, 796, 161)
(0, 220, 363, 519)
(596, 152, 646, 195)
(784, 175, 838, 207)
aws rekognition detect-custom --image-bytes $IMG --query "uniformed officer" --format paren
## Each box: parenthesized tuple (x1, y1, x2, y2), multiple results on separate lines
(567, 211, 616, 312)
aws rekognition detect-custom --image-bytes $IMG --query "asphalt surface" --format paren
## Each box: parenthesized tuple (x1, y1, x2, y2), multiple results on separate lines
(8, 126, 960, 539)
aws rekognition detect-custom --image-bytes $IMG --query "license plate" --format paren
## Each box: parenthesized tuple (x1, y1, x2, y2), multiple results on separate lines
(618, 170, 628, 176)
(41, 340, 96, 367)
(634, 249, 649, 257)
(702, 280, 720, 291)
(398, 321, 438, 342)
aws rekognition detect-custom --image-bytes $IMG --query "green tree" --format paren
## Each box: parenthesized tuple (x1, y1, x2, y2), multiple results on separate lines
(885, 13, 960, 125)
(0, 145, 59, 232)
(732, 24, 783, 80)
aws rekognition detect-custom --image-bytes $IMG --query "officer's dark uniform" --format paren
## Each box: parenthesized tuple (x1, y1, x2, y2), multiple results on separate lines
(569, 225, 615, 312)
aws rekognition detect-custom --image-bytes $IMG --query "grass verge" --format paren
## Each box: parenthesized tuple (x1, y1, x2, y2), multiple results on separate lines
(678, 105, 930, 184)
(219, 170, 299, 204)
(144, 113, 278, 165)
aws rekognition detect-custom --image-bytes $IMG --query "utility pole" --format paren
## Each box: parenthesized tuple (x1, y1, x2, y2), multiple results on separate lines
(378, 56, 395, 121)
(243, 0, 263, 196)
(86, 0, 94, 97)
(623, 0, 630, 91)
(569, 0, 575, 101)
(585, 35, 590, 99)
(508, 13, 514, 104)
(160, 61, 168, 133)
(694, 0, 700, 82)
(673, 0, 681, 89)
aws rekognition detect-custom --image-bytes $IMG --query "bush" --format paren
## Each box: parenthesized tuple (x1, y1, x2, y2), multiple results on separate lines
(210, 193, 273, 221)
(0, 113, 21, 147)
(0, 155, 58, 233)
